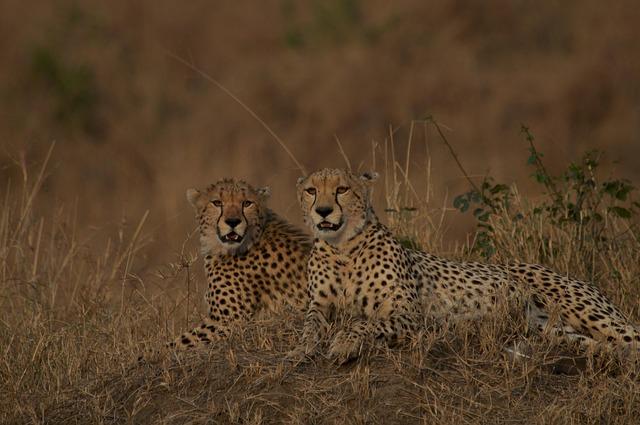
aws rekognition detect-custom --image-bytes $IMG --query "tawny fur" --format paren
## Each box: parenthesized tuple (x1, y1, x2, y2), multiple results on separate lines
(295, 168, 640, 362)
(170, 179, 311, 349)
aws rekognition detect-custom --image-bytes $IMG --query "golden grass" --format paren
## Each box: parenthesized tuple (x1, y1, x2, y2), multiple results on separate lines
(4, 2, 640, 422)
(2, 147, 640, 425)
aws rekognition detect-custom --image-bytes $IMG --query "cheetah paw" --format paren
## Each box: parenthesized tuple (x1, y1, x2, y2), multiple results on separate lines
(328, 330, 363, 364)
(285, 346, 308, 362)
(286, 340, 318, 362)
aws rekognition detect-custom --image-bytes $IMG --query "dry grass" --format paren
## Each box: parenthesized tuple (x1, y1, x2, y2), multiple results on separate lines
(4, 2, 640, 423)
(2, 146, 640, 425)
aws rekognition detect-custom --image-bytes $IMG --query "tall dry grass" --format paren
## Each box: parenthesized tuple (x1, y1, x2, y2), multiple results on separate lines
(1, 146, 172, 423)
(2, 137, 640, 424)
(3, 2, 640, 423)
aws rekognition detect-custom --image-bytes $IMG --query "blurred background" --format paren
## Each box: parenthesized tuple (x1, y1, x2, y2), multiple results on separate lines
(2, 0, 639, 260)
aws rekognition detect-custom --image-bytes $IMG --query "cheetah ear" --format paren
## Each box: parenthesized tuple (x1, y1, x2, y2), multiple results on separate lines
(256, 186, 271, 199)
(359, 172, 379, 184)
(186, 188, 203, 209)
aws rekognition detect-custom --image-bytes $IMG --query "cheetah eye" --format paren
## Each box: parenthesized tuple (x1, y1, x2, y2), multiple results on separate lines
(211, 200, 222, 207)
(336, 186, 349, 194)
(305, 187, 316, 196)
(243, 200, 254, 208)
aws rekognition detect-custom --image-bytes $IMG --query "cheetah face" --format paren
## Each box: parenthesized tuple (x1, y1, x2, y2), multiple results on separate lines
(187, 179, 270, 256)
(297, 168, 378, 246)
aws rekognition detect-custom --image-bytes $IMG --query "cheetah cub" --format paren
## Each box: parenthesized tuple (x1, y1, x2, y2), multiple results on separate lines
(167, 178, 310, 350)
(295, 168, 639, 362)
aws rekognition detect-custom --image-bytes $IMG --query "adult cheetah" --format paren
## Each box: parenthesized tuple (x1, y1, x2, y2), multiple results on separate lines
(295, 168, 640, 362)
(167, 178, 310, 349)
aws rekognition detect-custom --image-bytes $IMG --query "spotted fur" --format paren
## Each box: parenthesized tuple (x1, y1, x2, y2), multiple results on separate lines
(170, 179, 311, 349)
(295, 168, 640, 362)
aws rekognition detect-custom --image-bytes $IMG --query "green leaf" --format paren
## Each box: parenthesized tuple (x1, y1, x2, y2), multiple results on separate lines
(534, 171, 548, 184)
(453, 195, 469, 213)
(478, 211, 491, 222)
(490, 184, 509, 194)
(609, 206, 632, 219)
(606, 180, 633, 201)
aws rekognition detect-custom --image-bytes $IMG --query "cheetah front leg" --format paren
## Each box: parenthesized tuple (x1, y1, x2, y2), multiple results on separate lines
(286, 300, 332, 361)
(328, 306, 420, 363)
(289, 248, 343, 360)
(300, 301, 332, 354)
(168, 300, 253, 352)
(328, 318, 369, 363)
(168, 317, 231, 349)
(138, 315, 234, 362)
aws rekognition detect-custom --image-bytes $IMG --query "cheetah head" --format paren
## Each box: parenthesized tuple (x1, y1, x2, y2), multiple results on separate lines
(186, 179, 270, 256)
(297, 168, 378, 246)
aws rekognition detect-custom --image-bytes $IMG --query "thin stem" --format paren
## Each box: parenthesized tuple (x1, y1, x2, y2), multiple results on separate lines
(426, 116, 496, 211)
(166, 50, 308, 176)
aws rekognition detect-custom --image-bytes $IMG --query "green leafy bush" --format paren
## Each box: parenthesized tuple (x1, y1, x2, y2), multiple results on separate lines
(453, 125, 639, 259)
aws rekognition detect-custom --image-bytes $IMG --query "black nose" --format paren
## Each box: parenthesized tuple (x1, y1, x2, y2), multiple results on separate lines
(225, 218, 241, 228)
(315, 206, 334, 218)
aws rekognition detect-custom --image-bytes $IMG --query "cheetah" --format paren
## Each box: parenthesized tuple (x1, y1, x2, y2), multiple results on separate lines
(167, 178, 310, 350)
(294, 168, 640, 362)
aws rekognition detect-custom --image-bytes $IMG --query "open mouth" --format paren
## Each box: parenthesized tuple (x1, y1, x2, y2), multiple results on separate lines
(220, 231, 243, 243)
(317, 221, 342, 232)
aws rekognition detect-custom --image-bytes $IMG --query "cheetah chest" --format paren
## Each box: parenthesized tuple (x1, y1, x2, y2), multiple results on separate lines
(310, 241, 403, 318)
